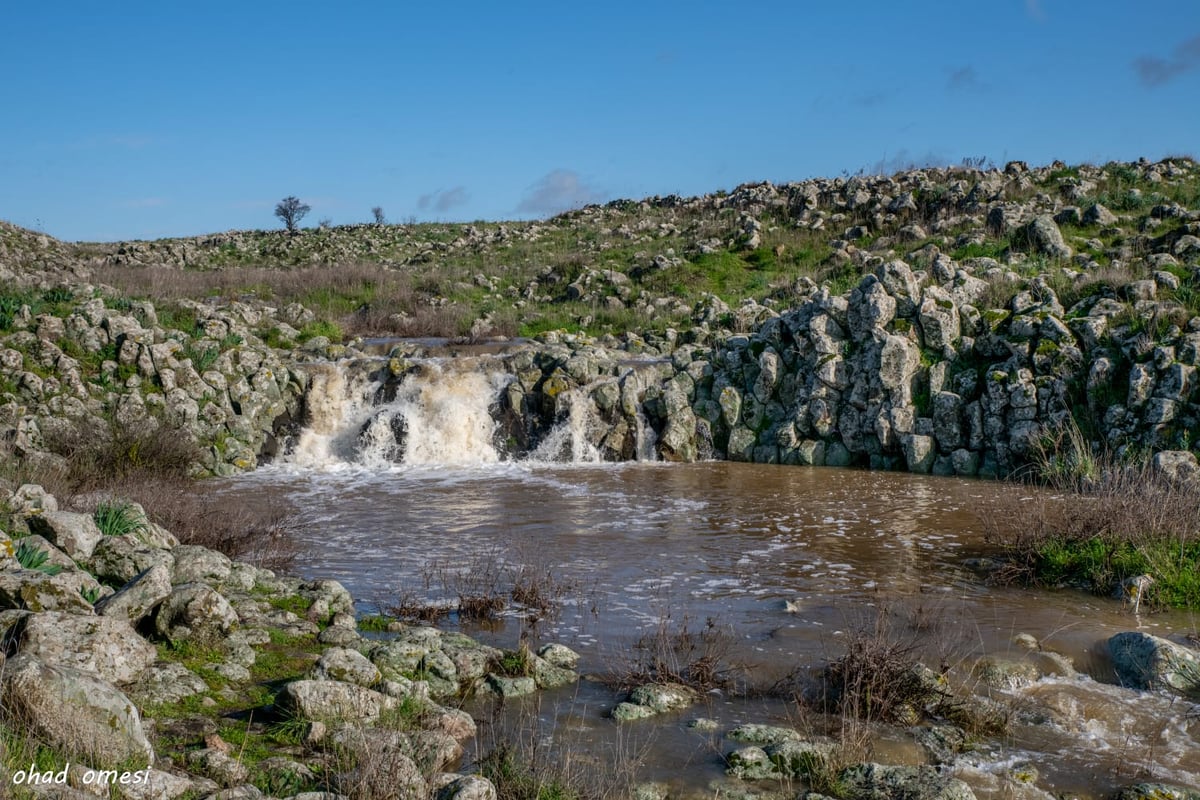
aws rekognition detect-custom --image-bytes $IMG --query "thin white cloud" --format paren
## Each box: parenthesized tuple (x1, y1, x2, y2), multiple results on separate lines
(1025, 0, 1046, 21)
(516, 169, 605, 215)
(418, 186, 470, 213)
(1134, 33, 1200, 87)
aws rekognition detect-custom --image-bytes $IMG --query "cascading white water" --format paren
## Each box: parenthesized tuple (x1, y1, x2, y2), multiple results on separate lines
(286, 357, 661, 468)
(289, 364, 380, 467)
(287, 360, 510, 468)
(529, 388, 604, 464)
(360, 363, 510, 466)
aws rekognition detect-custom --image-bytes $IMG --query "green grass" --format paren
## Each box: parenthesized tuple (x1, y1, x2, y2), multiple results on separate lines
(183, 342, 220, 372)
(356, 613, 393, 632)
(296, 319, 343, 343)
(951, 239, 1009, 261)
(1033, 537, 1200, 607)
(93, 499, 148, 537)
(14, 540, 63, 576)
(268, 594, 314, 616)
(0, 287, 76, 332)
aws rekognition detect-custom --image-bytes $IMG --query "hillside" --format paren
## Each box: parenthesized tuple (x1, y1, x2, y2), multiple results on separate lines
(0, 156, 1198, 481)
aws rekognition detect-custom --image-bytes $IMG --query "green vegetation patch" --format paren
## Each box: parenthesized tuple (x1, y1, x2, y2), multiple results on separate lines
(1032, 536, 1200, 608)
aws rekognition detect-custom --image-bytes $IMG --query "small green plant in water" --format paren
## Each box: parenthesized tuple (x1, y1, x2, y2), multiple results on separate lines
(93, 500, 147, 537)
(15, 540, 63, 576)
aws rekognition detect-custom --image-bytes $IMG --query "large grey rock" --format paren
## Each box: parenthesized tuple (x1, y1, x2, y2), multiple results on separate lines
(188, 747, 250, 785)
(299, 578, 354, 621)
(627, 682, 697, 713)
(1152, 450, 1200, 485)
(484, 673, 537, 698)
(113, 768, 197, 800)
(9, 611, 157, 684)
(312, 647, 381, 687)
(537, 642, 580, 670)
(1108, 632, 1200, 697)
(276, 679, 399, 723)
(879, 335, 920, 393)
(0, 568, 95, 613)
(87, 534, 175, 586)
(154, 582, 238, 643)
(130, 662, 209, 705)
(1017, 215, 1072, 260)
(96, 563, 172, 623)
(903, 434, 937, 474)
(26, 511, 103, 560)
(1083, 203, 1118, 226)
(848, 277, 897, 341)
(437, 775, 498, 800)
(6, 483, 59, 516)
(838, 763, 976, 800)
(932, 392, 964, 451)
(918, 287, 961, 350)
(0, 655, 154, 767)
(531, 654, 577, 688)
(170, 544, 232, 586)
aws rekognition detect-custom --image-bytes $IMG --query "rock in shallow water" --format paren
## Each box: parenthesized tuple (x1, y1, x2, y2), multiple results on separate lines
(1108, 631, 1200, 698)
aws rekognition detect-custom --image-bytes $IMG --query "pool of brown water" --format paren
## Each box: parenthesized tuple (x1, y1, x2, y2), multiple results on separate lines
(216, 462, 1200, 798)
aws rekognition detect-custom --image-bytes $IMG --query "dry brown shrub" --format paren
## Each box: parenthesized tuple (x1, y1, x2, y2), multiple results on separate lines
(603, 612, 744, 693)
(107, 477, 300, 572)
(38, 415, 202, 494)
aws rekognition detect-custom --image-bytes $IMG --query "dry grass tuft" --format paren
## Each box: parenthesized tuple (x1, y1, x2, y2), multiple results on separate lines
(604, 613, 744, 694)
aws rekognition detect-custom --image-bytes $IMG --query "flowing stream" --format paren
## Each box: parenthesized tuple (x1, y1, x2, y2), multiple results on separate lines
(215, 350, 1200, 798)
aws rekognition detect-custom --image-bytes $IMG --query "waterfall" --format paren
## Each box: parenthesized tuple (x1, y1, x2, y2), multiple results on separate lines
(286, 360, 509, 468)
(284, 354, 661, 468)
(360, 364, 510, 466)
(289, 363, 380, 467)
(529, 388, 604, 464)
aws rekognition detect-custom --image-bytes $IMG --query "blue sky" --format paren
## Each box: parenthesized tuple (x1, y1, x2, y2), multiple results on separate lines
(3, 1, 1198, 242)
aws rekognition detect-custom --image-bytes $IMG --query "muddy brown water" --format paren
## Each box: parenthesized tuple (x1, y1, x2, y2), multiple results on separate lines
(215, 461, 1200, 798)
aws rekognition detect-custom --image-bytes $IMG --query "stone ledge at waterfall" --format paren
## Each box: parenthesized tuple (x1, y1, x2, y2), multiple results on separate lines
(285, 251, 1200, 476)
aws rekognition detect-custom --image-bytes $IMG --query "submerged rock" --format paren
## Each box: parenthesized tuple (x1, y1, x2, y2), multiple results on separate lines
(838, 762, 976, 800)
(1108, 631, 1200, 697)
(1115, 784, 1200, 800)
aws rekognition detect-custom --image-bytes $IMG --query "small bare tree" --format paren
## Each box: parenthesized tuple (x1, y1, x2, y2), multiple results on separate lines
(274, 196, 311, 234)
(371, 206, 386, 225)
